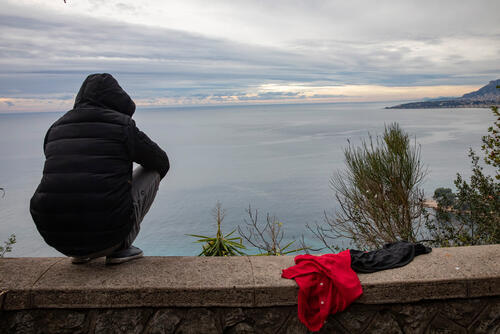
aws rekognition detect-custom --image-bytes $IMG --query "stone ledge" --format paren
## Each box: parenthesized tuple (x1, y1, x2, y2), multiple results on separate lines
(0, 245, 498, 311)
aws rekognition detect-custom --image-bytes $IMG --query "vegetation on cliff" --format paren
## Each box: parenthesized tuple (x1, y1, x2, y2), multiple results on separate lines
(426, 94, 500, 246)
(387, 79, 500, 109)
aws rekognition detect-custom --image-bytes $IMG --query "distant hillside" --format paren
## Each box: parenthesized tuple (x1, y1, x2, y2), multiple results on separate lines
(386, 79, 500, 109)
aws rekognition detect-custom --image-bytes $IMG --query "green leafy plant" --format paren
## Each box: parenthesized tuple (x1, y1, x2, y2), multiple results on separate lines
(188, 202, 246, 256)
(433, 187, 456, 208)
(238, 205, 309, 255)
(311, 123, 428, 251)
(427, 97, 500, 247)
(482, 97, 500, 180)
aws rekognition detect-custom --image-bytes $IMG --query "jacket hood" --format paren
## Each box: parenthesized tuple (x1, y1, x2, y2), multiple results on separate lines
(74, 73, 136, 116)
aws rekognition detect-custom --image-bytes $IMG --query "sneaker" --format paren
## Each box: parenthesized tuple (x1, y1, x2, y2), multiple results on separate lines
(71, 257, 92, 264)
(105, 246, 143, 265)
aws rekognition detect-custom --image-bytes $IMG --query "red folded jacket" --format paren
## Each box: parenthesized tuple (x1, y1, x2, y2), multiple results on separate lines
(282, 250, 363, 332)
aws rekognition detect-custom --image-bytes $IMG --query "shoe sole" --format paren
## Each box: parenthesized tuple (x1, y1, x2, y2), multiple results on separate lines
(105, 252, 143, 265)
(71, 257, 92, 264)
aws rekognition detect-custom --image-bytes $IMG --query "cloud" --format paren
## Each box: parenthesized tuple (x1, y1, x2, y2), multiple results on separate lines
(237, 91, 305, 101)
(310, 94, 348, 99)
(0, 97, 73, 113)
(0, 0, 499, 111)
(31, 1, 500, 47)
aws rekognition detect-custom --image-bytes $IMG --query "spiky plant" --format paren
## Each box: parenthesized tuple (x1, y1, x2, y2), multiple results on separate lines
(188, 202, 246, 256)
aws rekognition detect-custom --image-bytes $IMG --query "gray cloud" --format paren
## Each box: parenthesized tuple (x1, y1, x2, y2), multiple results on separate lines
(0, 6, 328, 100)
(0, 0, 499, 108)
(237, 92, 305, 101)
(310, 94, 348, 99)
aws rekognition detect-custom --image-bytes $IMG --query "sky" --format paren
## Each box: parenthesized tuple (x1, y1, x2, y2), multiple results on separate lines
(1, 0, 499, 112)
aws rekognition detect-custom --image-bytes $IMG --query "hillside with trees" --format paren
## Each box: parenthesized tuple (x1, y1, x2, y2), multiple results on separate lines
(387, 79, 500, 109)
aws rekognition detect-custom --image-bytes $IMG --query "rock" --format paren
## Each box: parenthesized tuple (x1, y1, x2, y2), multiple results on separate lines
(364, 311, 402, 334)
(144, 309, 183, 334)
(470, 298, 500, 334)
(225, 322, 255, 334)
(94, 309, 152, 334)
(334, 304, 375, 332)
(175, 308, 219, 334)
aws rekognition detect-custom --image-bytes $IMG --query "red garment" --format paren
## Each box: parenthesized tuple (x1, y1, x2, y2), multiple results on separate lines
(281, 250, 363, 332)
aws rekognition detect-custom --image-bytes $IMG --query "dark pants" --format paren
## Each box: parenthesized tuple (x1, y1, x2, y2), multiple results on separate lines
(74, 166, 160, 259)
(125, 166, 161, 248)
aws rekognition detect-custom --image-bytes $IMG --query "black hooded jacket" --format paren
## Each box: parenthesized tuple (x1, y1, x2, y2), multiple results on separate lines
(30, 73, 169, 256)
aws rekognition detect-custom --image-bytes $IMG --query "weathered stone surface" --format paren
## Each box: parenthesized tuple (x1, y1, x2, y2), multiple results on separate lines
(40, 310, 87, 334)
(359, 280, 468, 304)
(0, 257, 63, 310)
(357, 245, 500, 304)
(318, 318, 349, 333)
(174, 308, 219, 334)
(468, 277, 500, 298)
(30, 257, 254, 308)
(249, 256, 297, 306)
(225, 322, 256, 334)
(94, 309, 152, 334)
(0, 310, 88, 334)
(391, 302, 439, 333)
(0, 311, 36, 334)
(427, 314, 467, 334)
(0, 258, 62, 290)
(334, 304, 376, 332)
(0, 245, 499, 333)
(143, 309, 184, 334)
(282, 315, 308, 334)
(0, 297, 499, 333)
(221, 308, 246, 328)
(365, 311, 403, 334)
(1, 245, 498, 310)
(469, 298, 500, 334)
(244, 307, 292, 333)
(439, 298, 486, 327)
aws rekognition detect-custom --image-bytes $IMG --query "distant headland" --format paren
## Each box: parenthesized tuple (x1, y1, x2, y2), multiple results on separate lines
(386, 79, 500, 109)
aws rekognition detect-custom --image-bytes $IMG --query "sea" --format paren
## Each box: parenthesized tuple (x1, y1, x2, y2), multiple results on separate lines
(0, 102, 495, 256)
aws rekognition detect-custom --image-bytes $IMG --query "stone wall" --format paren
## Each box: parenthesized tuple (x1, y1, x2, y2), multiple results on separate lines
(1, 245, 499, 333)
(1, 297, 499, 333)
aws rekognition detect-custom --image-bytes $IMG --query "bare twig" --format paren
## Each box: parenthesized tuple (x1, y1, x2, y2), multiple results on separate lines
(238, 205, 309, 255)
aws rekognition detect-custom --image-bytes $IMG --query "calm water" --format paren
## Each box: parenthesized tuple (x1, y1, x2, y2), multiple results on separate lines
(0, 102, 495, 256)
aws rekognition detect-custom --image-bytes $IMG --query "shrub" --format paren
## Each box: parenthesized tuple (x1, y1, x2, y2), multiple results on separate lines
(0, 188, 16, 257)
(427, 101, 500, 246)
(0, 234, 16, 257)
(482, 102, 500, 180)
(238, 205, 308, 255)
(311, 123, 428, 250)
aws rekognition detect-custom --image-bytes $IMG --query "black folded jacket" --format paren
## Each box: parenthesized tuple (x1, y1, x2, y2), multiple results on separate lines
(350, 241, 432, 273)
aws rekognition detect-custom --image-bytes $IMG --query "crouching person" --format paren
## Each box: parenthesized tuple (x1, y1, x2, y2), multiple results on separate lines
(30, 73, 169, 264)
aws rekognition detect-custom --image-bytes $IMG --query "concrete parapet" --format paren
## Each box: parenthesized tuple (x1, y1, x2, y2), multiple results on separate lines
(0, 245, 499, 333)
